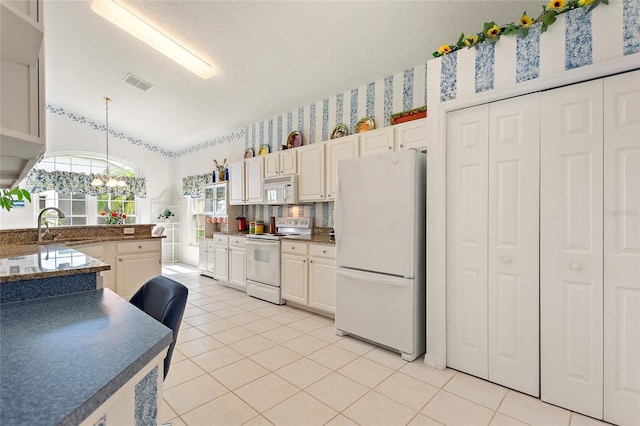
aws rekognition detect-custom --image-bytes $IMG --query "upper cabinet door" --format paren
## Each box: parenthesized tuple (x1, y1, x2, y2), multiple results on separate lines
(325, 135, 359, 200)
(359, 127, 394, 157)
(603, 70, 640, 426)
(297, 143, 325, 202)
(540, 79, 604, 419)
(279, 150, 297, 176)
(395, 118, 429, 151)
(245, 157, 263, 204)
(263, 152, 279, 178)
(228, 161, 245, 205)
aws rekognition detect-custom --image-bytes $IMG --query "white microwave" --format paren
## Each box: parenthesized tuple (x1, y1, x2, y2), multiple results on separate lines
(263, 175, 298, 205)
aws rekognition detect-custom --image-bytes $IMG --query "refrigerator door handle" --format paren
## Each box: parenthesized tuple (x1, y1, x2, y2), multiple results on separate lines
(334, 177, 341, 250)
(337, 268, 410, 287)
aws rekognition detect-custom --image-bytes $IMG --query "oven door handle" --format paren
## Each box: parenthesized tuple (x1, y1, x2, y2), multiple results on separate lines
(247, 239, 280, 247)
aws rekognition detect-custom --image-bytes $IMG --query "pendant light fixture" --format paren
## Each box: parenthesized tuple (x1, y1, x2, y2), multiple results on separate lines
(91, 97, 127, 188)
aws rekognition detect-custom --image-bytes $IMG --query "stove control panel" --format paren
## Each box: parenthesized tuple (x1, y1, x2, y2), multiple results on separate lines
(276, 217, 313, 229)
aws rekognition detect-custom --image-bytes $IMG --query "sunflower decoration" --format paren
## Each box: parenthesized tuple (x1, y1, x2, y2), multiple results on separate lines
(432, 0, 609, 58)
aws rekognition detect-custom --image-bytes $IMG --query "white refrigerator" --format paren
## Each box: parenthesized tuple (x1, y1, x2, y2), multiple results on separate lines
(334, 149, 426, 361)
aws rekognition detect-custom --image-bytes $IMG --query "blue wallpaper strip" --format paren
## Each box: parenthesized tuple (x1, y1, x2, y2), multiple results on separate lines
(310, 204, 317, 222)
(336, 94, 344, 124)
(278, 205, 283, 218)
(424, 64, 428, 107)
(309, 104, 316, 144)
(259, 121, 265, 149)
(516, 23, 541, 83)
(322, 202, 329, 227)
(440, 51, 458, 102)
(322, 99, 329, 142)
(134, 366, 158, 426)
(366, 82, 375, 118)
(244, 126, 249, 150)
(384, 75, 394, 126)
(286, 112, 293, 135)
(624, 0, 640, 55)
(475, 42, 495, 93)
(403, 69, 414, 110)
(565, 7, 593, 70)
(268, 119, 273, 152)
(350, 89, 358, 134)
(298, 107, 304, 136)
(277, 116, 283, 148)
(251, 124, 257, 152)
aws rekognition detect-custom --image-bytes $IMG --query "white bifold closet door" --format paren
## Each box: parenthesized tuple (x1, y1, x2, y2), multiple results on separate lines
(540, 78, 605, 419)
(447, 93, 540, 396)
(541, 71, 640, 424)
(603, 71, 640, 426)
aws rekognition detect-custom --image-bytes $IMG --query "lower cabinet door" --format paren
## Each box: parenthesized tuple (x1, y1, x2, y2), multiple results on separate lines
(213, 245, 229, 282)
(308, 258, 336, 314)
(228, 248, 246, 289)
(281, 254, 307, 304)
(117, 254, 161, 299)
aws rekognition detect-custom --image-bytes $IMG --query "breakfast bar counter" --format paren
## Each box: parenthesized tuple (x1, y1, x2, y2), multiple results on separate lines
(0, 288, 172, 425)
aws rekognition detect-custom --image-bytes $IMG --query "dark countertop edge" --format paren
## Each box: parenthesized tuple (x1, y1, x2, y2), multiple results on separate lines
(0, 264, 111, 283)
(61, 332, 172, 426)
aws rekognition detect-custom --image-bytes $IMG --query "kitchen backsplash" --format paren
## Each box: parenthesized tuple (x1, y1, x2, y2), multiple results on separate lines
(243, 202, 333, 228)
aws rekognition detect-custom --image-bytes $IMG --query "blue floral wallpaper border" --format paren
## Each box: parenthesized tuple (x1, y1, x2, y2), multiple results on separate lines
(565, 7, 593, 70)
(475, 42, 495, 93)
(516, 23, 541, 83)
(624, 0, 640, 55)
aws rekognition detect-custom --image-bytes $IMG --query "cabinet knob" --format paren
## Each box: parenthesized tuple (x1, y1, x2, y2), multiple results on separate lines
(291, 247, 295, 250)
(138, 245, 142, 249)
(310, 260, 313, 263)
(388, 146, 392, 150)
(570, 263, 583, 271)
(322, 249, 326, 253)
(118, 258, 123, 261)
(501, 256, 511, 263)
(400, 144, 404, 148)
(303, 259, 306, 263)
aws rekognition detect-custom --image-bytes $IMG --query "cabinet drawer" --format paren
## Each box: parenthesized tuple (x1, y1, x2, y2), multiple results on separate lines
(229, 236, 246, 248)
(116, 240, 160, 254)
(206, 242, 216, 252)
(281, 241, 308, 255)
(309, 244, 335, 259)
(213, 234, 228, 245)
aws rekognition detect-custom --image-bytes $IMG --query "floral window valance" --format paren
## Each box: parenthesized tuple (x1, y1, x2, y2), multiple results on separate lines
(183, 173, 211, 197)
(25, 169, 147, 197)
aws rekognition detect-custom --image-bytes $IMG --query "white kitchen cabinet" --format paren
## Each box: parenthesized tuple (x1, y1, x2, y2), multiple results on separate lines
(264, 152, 279, 178)
(281, 241, 308, 305)
(212, 234, 229, 282)
(359, 126, 394, 157)
(0, 0, 46, 188)
(308, 244, 336, 314)
(244, 157, 263, 204)
(228, 161, 245, 205)
(541, 71, 640, 425)
(325, 135, 359, 200)
(279, 149, 297, 176)
(394, 118, 429, 151)
(281, 241, 336, 315)
(297, 143, 325, 202)
(198, 238, 215, 278)
(116, 240, 162, 299)
(447, 92, 540, 396)
(228, 236, 247, 290)
(75, 242, 116, 293)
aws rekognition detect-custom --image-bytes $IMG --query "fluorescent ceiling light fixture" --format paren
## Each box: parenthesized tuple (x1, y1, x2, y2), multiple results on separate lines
(91, 0, 215, 79)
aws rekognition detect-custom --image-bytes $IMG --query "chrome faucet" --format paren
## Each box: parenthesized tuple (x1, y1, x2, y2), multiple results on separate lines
(37, 207, 65, 243)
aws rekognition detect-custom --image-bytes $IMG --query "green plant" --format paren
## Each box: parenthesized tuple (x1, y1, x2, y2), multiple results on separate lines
(157, 208, 175, 220)
(1, 187, 32, 212)
(100, 207, 126, 224)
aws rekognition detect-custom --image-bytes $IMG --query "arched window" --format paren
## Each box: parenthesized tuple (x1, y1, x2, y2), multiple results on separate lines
(30, 153, 143, 226)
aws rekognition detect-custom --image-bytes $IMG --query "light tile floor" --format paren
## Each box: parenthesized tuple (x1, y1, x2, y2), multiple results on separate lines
(160, 263, 609, 426)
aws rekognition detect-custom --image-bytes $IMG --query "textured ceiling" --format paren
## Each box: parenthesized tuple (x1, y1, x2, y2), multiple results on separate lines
(44, 0, 544, 153)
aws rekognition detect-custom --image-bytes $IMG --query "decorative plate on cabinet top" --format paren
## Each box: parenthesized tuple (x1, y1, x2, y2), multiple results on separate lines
(244, 148, 254, 159)
(258, 144, 270, 156)
(355, 117, 375, 133)
(287, 131, 303, 148)
(330, 123, 349, 139)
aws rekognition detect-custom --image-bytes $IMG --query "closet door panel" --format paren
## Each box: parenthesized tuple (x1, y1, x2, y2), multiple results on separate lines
(541, 79, 604, 418)
(488, 93, 540, 396)
(603, 70, 640, 426)
(446, 104, 489, 378)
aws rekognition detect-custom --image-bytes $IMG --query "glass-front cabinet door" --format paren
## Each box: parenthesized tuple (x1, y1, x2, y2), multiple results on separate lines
(204, 183, 228, 216)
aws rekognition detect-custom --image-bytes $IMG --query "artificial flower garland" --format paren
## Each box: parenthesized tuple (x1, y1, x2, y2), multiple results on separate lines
(433, 0, 608, 58)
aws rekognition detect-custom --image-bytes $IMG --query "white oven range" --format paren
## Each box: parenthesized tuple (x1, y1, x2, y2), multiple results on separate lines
(246, 217, 313, 305)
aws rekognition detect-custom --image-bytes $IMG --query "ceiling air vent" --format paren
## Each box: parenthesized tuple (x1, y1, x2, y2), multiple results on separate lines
(123, 73, 153, 92)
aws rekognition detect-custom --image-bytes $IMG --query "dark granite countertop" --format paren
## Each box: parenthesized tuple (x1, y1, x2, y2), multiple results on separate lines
(212, 227, 335, 245)
(0, 289, 172, 426)
(0, 245, 111, 283)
